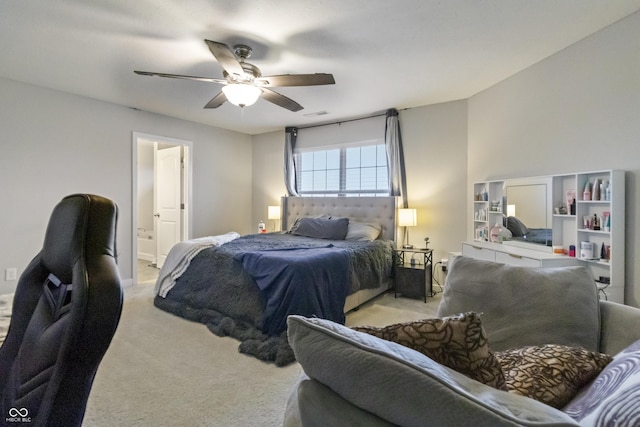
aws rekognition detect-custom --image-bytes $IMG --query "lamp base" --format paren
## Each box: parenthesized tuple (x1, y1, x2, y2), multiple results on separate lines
(402, 244, 414, 249)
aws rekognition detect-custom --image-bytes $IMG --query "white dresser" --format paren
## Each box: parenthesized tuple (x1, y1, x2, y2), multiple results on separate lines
(461, 241, 580, 268)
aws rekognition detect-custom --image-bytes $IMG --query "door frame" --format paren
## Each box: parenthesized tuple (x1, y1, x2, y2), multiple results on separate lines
(132, 132, 193, 285)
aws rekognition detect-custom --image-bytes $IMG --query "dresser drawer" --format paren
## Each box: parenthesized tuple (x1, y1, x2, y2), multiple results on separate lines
(461, 243, 496, 262)
(495, 251, 541, 267)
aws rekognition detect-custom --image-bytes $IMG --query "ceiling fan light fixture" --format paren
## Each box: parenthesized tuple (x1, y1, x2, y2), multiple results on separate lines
(222, 84, 261, 108)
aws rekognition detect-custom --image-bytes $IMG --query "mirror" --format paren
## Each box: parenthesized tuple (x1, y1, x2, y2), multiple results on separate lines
(502, 177, 553, 251)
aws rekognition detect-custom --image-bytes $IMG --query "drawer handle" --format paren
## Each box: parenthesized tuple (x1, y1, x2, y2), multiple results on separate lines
(508, 254, 523, 259)
(471, 245, 483, 250)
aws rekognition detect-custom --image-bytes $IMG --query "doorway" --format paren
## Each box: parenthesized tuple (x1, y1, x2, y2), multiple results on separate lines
(132, 132, 192, 285)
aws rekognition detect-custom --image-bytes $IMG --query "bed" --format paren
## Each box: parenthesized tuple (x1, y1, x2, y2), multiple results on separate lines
(153, 196, 398, 365)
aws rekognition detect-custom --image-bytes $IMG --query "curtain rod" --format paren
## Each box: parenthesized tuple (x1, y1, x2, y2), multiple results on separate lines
(294, 106, 411, 131)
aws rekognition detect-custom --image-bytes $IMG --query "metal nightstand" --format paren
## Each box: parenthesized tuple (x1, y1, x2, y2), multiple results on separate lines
(393, 248, 433, 302)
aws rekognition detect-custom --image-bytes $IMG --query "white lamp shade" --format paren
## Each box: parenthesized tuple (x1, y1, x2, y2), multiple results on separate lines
(507, 204, 516, 217)
(398, 208, 417, 227)
(268, 205, 281, 220)
(222, 84, 261, 107)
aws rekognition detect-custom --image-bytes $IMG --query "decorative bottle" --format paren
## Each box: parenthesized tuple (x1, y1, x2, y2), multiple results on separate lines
(258, 220, 266, 233)
(582, 181, 591, 201)
(490, 222, 503, 243)
(592, 178, 600, 200)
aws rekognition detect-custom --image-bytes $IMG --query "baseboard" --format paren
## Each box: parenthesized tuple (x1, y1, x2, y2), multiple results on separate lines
(137, 253, 155, 262)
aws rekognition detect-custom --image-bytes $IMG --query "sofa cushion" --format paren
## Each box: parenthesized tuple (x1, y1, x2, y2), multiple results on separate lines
(353, 312, 506, 390)
(497, 344, 612, 408)
(437, 256, 600, 353)
(563, 339, 640, 426)
(287, 315, 579, 427)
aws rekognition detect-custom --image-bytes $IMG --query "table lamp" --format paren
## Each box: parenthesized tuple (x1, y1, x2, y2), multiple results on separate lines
(398, 208, 417, 249)
(268, 205, 281, 231)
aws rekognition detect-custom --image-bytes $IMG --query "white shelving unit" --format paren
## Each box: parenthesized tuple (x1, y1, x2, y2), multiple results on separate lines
(469, 170, 625, 303)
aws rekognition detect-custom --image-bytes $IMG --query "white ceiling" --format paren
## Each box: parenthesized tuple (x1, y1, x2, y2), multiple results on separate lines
(2, 1, 639, 135)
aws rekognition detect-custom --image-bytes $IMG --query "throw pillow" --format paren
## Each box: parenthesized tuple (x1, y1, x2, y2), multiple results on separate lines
(563, 339, 640, 426)
(352, 312, 507, 390)
(496, 344, 612, 409)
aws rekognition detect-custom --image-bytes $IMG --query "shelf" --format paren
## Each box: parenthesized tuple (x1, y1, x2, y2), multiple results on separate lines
(471, 170, 624, 304)
(578, 229, 610, 235)
(582, 259, 611, 267)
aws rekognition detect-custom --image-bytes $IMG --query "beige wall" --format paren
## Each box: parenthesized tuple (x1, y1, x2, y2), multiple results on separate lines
(251, 130, 287, 233)
(468, 11, 640, 305)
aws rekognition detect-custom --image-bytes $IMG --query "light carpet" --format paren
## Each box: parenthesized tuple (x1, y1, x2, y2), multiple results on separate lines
(79, 284, 441, 426)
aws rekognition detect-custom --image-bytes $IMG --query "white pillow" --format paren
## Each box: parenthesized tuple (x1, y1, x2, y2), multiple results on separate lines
(345, 221, 381, 241)
(564, 339, 640, 425)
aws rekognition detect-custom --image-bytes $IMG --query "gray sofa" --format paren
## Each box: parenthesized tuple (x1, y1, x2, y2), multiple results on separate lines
(283, 256, 640, 426)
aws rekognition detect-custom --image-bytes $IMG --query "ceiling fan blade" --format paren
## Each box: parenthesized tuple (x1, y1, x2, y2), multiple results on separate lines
(204, 91, 227, 109)
(134, 70, 227, 84)
(255, 73, 335, 87)
(260, 88, 303, 112)
(205, 40, 244, 78)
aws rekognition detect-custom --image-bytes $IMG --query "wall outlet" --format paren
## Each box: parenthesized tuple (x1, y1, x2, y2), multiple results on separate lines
(5, 268, 17, 281)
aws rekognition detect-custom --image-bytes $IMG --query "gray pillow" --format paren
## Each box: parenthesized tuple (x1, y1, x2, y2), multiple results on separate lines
(345, 221, 382, 241)
(287, 315, 577, 426)
(437, 256, 600, 353)
(291, 217, 349, 240)
(506, 216, 528, 237)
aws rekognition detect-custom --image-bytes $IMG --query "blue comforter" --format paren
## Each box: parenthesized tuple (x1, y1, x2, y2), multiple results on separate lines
(234, 245, 350, 336)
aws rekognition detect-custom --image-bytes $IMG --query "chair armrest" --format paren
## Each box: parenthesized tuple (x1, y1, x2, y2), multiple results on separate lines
(599, 300, 640, 355)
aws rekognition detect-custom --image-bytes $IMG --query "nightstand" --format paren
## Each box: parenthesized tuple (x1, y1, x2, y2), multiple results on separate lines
(393, 248, 433, 302)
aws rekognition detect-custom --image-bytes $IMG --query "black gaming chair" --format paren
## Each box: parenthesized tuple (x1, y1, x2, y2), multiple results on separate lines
(0, 194, 123, 427)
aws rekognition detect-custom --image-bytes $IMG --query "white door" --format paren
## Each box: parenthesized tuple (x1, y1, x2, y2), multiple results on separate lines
(155, 146, 182, 269)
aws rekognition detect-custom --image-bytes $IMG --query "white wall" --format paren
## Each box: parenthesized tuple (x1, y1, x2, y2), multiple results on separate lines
(250, 101, 469, 272)
(400, 102, 468, 267)
(0, 77, 252, 294)
(468, 11, 640, 305)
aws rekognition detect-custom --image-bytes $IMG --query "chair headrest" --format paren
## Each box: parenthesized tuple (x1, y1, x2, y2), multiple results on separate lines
(41, 194, 118, 284)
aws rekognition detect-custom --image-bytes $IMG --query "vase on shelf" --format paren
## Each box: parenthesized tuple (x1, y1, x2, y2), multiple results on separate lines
(490, 222, 504, 243)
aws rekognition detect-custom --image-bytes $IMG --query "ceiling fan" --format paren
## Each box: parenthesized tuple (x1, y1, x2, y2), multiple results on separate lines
(134, 39, 335, 112)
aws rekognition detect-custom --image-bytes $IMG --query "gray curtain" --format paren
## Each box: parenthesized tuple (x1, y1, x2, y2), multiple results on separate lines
(284, 126, 299, 196)
(385, 108, 407, 207)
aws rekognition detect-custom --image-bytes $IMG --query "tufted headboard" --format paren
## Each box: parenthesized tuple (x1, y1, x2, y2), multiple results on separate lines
(281, 196, 399, 241)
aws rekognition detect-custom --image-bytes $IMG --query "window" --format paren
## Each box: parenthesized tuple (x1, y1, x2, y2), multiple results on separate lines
(295, 144, 389, 196)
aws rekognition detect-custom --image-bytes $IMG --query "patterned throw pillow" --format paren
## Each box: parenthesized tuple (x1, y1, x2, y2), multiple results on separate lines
(563, 339, 640, 426)
(352, 312, 506, 390)
(496, 344, 613, 409)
